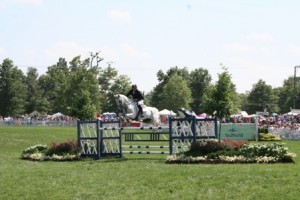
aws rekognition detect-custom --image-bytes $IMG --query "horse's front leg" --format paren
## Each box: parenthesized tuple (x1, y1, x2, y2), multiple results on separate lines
(126, 113, 136, 119)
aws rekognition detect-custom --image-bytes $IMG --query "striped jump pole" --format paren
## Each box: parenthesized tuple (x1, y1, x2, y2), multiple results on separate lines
(98, 125, 196, 131)
(98, 126, 169, 130)
(122, 145, 169, 149)
(122, 145, 170, 154)
(121, 144, 183, 155)
(123, 131, 169, 142)
(123, 151, 169, 154)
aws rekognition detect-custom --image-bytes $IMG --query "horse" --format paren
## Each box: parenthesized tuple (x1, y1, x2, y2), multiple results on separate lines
(114, 94, 160, 126)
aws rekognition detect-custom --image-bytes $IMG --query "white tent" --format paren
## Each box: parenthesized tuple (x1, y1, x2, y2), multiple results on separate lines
(285, 112, 299, 116)
(51, 112, 65, 117)
(231, 111, 249, 117)
(159, 109, 176, 116)
(239, 111, 248, 117)
(285, 109, 300, 116)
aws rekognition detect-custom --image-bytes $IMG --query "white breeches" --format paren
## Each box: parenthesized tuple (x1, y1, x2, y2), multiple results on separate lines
(136, 100, 144, 106)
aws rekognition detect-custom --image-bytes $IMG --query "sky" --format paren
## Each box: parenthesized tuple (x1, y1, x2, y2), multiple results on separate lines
(1, 0, 300, 93)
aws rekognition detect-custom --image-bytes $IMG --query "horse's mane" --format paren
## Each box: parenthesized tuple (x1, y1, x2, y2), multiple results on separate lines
(117, 94, 133, 104)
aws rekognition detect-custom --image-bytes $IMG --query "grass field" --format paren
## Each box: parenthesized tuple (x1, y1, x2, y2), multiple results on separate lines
(1, 126, 300, 200)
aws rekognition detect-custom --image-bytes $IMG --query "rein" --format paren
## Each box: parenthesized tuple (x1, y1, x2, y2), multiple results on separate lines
(117, 95, 132, 114)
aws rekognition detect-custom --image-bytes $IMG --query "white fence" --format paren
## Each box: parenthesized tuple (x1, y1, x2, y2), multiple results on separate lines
(0, 119, 77, 126)
(268, 128, 300, 140)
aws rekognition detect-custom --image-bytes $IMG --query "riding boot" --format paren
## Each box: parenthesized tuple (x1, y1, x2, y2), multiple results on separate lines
(134, 110, 140, 121)
(138, 105, 144, 117)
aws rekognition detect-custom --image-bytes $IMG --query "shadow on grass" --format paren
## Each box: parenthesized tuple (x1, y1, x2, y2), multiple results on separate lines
(83, 156, 166, 163)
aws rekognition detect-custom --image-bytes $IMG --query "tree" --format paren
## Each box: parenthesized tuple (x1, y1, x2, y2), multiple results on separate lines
(159, 75, 192, 112)
(98, 65, 118, 92)
(277, 76, 298, 113)
(36, 53, 131, 118)
(150, 67, 189, 108)
(38, 58, 69, 113)
(206, 66, 238, 120)
(63, 56, 102, 120)
(236, 92, 249, 112)
(205, 66, 237, 140)
(150, 66, 213, 114)
(0, 59, 27, 116)
(246, 79, 278, 114)
(98, 63, 132, 113)
(105, 74, 132, 113)
(25, 67, 49, 114)
(69, 90, 95, 120)
(189, 68, 212, 114)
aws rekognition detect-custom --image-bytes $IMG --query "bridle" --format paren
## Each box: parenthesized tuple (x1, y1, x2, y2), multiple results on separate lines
(116, 95, 131, 114)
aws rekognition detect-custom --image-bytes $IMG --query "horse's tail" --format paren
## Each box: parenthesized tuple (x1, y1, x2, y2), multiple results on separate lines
(151, 107, 160, 126)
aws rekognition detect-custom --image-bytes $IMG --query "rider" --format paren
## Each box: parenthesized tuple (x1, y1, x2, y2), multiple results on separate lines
(126, 84, 144, 119)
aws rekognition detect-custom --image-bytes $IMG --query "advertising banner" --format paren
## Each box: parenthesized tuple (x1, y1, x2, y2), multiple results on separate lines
(220, 123, 257, 140)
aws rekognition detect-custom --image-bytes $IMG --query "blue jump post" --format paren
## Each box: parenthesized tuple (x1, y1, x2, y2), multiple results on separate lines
(98, 119, 122, 158)
(77, 120, 99, 159)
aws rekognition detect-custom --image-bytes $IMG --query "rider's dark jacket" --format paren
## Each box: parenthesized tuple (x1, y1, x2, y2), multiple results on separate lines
(126, 89, 144, 101)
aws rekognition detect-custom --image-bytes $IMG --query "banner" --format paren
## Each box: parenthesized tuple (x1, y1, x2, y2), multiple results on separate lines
(219, 123, 257, 140)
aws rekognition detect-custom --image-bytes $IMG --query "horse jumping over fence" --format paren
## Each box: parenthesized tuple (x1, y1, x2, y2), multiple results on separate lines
(114, 94, 160, 126)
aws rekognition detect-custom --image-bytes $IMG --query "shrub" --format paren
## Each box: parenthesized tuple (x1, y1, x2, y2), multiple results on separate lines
(185, 139, 248, 157)
(259, 133, 281, 141)
(239, 143, 289, 158)
(221, 139, 249, 150)
(22, 144, 48, 154)
(258, 127, 268, 134)
(21, 144, 48, 160)
(207, 149, 243, 159)
(21, 140, 81, 161)
(187, 140, 223, 156)
(167, 142, 296, 164)
(46, 140, 79, 156)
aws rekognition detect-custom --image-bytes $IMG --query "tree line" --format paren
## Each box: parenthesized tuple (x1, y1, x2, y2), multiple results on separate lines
(0, 53, 299, 120)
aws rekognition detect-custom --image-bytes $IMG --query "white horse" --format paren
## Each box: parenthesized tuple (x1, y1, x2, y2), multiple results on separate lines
(114, 94, 160, 126)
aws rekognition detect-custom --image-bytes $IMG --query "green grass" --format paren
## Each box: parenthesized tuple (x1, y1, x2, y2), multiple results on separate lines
(1, 126, 300, 200)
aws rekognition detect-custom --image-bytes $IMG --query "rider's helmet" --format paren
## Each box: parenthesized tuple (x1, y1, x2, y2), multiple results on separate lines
(132, 84, 137, 89)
